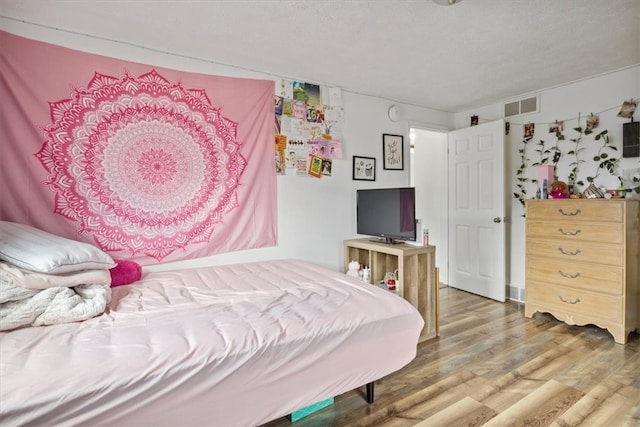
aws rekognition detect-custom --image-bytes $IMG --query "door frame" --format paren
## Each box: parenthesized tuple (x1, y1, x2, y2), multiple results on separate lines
(409, 122, 449, 286)
(410, 120, 508, 299)
(447, 119, 506, 302)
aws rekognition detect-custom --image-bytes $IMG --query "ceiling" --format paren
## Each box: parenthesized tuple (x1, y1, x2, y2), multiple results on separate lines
(1, 0, 639, 113)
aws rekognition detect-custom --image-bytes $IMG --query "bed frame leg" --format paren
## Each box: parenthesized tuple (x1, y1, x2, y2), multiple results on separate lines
(365, 382, 374, 404)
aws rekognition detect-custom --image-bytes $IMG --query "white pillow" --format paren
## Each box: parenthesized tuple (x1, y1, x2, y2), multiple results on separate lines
(0, 221, 116, 274)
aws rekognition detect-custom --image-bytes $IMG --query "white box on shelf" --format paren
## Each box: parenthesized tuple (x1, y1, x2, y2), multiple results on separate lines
(405, 219, 424, 246)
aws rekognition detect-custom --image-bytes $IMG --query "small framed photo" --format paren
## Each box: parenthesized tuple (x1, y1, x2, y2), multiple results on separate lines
(353, 156, 376, 181)
(382, 134, 404, 170)
(308, 155, 323, 178)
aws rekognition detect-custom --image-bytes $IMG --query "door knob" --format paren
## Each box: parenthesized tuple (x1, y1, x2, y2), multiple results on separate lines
(493, 217, 502, 223)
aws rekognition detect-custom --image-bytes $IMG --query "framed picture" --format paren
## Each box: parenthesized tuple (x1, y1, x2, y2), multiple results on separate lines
(382, 134, 404, 170)
(308, 155, 323, 177)
(352, 156, 376, 181)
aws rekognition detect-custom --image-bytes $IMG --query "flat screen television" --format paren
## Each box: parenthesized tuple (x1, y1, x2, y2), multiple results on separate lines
(356, 187, 416, 244)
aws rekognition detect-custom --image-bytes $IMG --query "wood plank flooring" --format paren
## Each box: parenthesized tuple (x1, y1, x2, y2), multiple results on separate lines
(262, 286, 640, 427)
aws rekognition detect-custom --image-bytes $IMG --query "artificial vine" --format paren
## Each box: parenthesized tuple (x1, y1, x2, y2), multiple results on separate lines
(567, 126, 588, 191)
(509, 102, 634, 211)
(513, 135, 534, 208)
(585, 129, 620, 185)
(548, 130, 564, 176)
(513, 122, 621, 211)
(532, 138, 549, 167)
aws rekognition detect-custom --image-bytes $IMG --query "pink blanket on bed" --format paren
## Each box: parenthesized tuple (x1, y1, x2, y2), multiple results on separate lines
(0, 259, 424, 426)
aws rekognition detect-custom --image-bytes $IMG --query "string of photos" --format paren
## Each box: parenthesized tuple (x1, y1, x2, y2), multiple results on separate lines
(473, 99, 639, 210)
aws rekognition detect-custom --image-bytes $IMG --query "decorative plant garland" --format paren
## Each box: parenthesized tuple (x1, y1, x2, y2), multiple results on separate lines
(513, 123, 622, 211)
(585, 129, 619, 185)
(549, 130, 564, 177)
(532, 138, 549, 168)
(567, 125, 587, 191)
(513, 135, 534, 209)
(509, 100, 636, 211)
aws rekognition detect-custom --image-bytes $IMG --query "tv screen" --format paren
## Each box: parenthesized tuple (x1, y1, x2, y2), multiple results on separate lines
(356, 187, 416, 244)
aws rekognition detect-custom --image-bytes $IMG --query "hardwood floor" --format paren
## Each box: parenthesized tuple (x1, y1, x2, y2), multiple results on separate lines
(262, 286, 640, 427)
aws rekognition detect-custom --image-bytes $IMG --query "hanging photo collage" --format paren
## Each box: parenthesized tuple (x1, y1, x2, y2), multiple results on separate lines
(274, 79, 344, 177)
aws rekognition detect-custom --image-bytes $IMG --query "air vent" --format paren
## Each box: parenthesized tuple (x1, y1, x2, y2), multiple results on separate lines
(504, 101, 519, 117)
(504, 95, 539, 117)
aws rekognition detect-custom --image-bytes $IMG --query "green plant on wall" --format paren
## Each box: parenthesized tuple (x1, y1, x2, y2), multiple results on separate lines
(549, 130, 564, 176)
(513, 135, 534, 208)
(530, 130, 564, 177)
(513, 113, 623, 212)
(532, 138, 549, 167)
(567, 126, 588, 190)
(585, 129, 620, 185)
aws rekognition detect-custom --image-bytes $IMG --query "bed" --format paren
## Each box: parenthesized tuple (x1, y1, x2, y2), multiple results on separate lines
(0, 258, 424, 426)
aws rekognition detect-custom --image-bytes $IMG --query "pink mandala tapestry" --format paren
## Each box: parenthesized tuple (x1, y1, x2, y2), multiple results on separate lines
(0, 31, 277, 265)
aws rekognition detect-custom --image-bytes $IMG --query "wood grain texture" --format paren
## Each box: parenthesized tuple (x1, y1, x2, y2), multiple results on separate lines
(343, 239, 438, 342)
(524, 199, 639, 344)
(261, 287, 640, 427)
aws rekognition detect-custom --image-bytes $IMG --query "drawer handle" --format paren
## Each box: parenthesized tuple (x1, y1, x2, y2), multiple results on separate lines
(558, 228, 581, 236)
(558, 208, 581, 216)
(558, 247, 581, 256)
(558, 270, 580, 279)
(558, 295, 580, 305)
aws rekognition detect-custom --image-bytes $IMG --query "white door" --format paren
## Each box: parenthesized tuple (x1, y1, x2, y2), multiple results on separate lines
(448, 120, 506, 302)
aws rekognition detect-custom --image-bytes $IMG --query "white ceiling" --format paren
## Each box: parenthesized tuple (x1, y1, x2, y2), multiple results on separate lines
(1, 0, 639, 113)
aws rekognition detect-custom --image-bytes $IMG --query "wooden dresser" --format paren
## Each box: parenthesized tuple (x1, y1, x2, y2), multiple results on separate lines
(524, 199, 639, 344)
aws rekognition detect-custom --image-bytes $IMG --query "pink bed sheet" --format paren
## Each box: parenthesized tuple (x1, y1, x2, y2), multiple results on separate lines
(0, 259, 424, 426)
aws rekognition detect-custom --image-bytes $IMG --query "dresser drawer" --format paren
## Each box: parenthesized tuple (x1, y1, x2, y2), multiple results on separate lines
(527, 239, 624, 267)
(526, 221, 624, 244)
(527, 282, 623, 322)
(526, 257, 623, 295)
(526, 200, 624, 222)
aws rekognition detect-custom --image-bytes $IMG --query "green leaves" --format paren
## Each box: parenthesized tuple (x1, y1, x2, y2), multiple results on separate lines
(514, 136, 533, 207)
(585, 128, 619, 184)
(513, 120, 623, 209)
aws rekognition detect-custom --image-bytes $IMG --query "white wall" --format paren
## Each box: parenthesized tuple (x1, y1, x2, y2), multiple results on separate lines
(454, 66, 640, 300)
(0, 19, 451, 273)
(8, 18, 634, 290)
(411, 129, 448, 283)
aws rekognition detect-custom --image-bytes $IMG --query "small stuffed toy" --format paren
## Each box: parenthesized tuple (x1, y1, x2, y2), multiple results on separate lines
(346, 260, 361, 278)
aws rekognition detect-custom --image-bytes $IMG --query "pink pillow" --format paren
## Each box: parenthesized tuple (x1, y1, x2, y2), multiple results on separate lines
(109, 259, 142, 287)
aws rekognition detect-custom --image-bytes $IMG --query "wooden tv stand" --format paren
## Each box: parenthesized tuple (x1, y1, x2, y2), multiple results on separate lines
(343, 238, 439, 343)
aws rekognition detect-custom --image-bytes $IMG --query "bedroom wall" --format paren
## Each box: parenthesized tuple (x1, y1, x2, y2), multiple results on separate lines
(0, 18, 452, 273)
(7, 18, 635, 287)
(453, 66, 640, 301)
